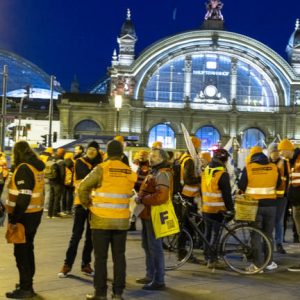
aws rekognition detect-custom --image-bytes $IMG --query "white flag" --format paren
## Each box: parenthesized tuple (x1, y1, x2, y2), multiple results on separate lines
(224, 138, 238, 193)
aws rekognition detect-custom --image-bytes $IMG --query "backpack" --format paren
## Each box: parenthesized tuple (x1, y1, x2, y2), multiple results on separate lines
(172, 159, 183, 195)
(44, 160, 58, 179)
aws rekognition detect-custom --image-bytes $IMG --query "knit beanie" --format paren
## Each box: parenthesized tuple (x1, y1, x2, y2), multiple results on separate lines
(152, 141, 163, 149)
(250, 146, 263, 156)
(87, 141, 100, 151)
(267, 143, 278, 155)
(56, 148, 65, 156)
(278, 139, 294, 151)
(114, 135, 124, 145)
(107, 140, 123, 157)
(191, 136, 201, 150)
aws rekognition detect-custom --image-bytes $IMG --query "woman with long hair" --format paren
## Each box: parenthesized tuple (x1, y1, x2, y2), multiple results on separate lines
(6, 141, 45, 299)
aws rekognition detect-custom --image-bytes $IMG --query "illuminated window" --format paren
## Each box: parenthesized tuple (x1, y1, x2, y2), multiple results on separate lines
(195, 126, 220, 150)
(148, 124, 175, 148)
(143, 53, 277, 111)
(241, 128, 265, 148)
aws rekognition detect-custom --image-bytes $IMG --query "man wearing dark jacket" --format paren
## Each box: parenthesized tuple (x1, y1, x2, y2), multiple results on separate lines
(238, 147, 281, 272)
(6, 141, 45, 299)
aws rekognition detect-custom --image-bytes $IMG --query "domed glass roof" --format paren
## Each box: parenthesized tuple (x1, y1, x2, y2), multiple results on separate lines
(0, 49, 63, 99)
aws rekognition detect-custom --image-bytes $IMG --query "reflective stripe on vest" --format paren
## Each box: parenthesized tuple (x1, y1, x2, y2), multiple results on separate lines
(6, 163, 44, 214)
(245, 187, 276, 195)
(202, 192, 222, 198)
(92, 203, 129, 209)
(202, 201, 225, 207)
(93, 192, 131, 199)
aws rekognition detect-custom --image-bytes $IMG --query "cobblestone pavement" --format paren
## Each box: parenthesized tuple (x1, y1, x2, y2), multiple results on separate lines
(1, 214, 300, 300)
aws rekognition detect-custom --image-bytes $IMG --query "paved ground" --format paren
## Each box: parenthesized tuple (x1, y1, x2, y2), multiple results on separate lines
(1, 214, 300, 300)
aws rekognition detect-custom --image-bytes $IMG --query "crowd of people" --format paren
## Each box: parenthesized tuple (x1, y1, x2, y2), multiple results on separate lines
(1, 135, 300, 299)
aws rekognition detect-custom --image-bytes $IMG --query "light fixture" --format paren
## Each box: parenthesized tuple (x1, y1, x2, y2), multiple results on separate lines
(114, 95, 123, 110)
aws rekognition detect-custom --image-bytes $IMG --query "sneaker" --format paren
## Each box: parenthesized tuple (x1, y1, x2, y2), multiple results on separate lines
(81, 264, 94, 276)
(276, 244, 287, 254)
(86, 294, 107, 300)
(58, 264, 71, 278)
(136, 277, 152, 284)
(287, 265, 300, 272)
(266, 261, 278, 271)
(142, 282, 166, 291)
(245, 263, 263, 274)
(57, 212, 67, 217)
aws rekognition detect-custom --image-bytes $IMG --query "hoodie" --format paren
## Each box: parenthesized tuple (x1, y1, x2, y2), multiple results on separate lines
(9, 156, 45, 224)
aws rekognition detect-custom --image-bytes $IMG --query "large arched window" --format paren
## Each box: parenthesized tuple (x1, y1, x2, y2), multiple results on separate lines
(195, 126, 220, 150)
(74, 120, 101, 138)
(148, 124, 175, 148)
(241, 128, 265, 149)
(143, 53, 277, 112)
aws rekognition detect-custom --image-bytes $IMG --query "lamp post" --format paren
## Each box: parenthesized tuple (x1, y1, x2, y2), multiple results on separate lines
(114, 95, 123, 134)
(0, 65, 8, 151)
(48, 75, 55, 147)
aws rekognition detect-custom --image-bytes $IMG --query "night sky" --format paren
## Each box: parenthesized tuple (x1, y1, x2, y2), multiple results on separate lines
(1, 0, 300, 92)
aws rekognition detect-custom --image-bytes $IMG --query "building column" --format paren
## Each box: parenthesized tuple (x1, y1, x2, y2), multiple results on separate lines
(184, 55, 192, 101)
(230, 58, 237, 103)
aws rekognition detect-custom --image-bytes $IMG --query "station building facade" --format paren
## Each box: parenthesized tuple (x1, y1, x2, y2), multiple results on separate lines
(58, 10, 300, 150)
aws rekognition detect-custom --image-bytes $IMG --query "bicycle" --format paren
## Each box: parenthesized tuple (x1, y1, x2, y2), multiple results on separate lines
(162, 193, 272, 275)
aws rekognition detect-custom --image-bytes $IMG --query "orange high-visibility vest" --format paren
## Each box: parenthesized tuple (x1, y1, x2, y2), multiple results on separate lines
(245, 163, 278, 200)
(90, 160, 137, 220)
(6, 163, 44, 214)
(201, 166, 226, 213)
(291, 156, 300, 187)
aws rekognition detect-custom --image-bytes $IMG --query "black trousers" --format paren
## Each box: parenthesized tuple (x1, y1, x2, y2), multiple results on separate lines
(48, 182, 62, 217)
(92, 229, 127, 297)
(65, 205, 93, 267)
(14, 211, 42, 290)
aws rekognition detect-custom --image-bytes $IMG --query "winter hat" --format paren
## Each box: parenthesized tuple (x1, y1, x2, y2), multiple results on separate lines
(87, 141, 100, 151)
(250, 146, 263, 156)
(114, 135, 124, 145)
(191, 136, 201, 150)
(278, 139, 294, 151)
(107, 140, 123, 157)
(152, 141, 163, 149)
(56, 148, 65, 156)
(268, 143, 278, 155)
(200, 152, 212, 163)
(45, 147, 54, 154)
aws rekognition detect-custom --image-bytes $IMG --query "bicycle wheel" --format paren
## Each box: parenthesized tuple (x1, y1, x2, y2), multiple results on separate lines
(221, 225, 272, 275)
(163, 228, 193, 270)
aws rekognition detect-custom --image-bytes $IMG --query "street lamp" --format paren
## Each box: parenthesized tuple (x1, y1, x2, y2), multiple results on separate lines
(114, 95, 123, 134)
(0, 65, 8, 151)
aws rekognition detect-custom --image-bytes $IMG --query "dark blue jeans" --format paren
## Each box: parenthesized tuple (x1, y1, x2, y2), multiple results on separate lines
(141, 219, 165, 285)
(275, 197, 287, 244)
(92, 229, 127, 297)
(64, 205, 93, 267)
(252, 205, 276, 266)
(203, 212, 223, 262)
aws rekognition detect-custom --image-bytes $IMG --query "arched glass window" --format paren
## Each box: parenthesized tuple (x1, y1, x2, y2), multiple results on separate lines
(74, 120, 101, 138)
(143, 53, 277, 112)
(241, 128, 265, 148)
(195, 126, 220, 150)
(148, 124, 175, 148)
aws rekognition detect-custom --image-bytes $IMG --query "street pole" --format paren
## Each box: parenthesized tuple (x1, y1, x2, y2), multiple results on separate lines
(17, 96, 26, 141)
(48, 75, 54, 147)
(116, 108, 120, 134)
(114, 95, 123, 135)
(1, 65, 8, 151)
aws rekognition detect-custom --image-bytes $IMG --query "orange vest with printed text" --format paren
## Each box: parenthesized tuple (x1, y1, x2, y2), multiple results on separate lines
(90, 160, 137, 220)
(245, 163, 278, 200)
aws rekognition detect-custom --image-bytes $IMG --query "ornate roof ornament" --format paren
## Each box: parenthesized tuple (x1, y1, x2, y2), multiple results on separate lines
(296, 19, 299, 30)
(127, 8, 131, 20)
(205, 0, 224, 21)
